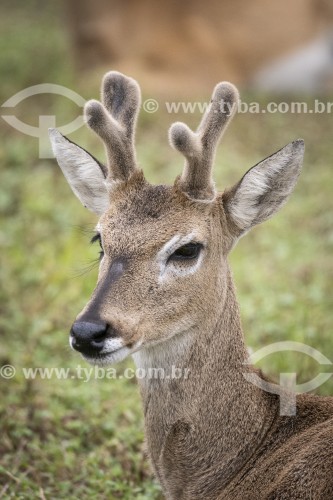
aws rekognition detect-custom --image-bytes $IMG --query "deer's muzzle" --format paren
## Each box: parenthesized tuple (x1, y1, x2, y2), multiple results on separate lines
(70, 320, 109, 355)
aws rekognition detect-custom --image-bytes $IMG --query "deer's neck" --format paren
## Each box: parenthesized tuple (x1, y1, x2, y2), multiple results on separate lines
(133, 270, 277, 495)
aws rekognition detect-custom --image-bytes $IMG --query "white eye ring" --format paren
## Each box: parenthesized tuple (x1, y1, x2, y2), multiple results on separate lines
(157, 233, 205, 281)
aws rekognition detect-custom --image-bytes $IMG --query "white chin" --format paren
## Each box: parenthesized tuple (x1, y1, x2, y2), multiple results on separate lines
(82, 346, 131, 366)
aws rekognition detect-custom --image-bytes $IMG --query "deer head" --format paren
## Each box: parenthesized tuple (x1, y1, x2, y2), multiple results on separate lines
(49, 71, 304, 366)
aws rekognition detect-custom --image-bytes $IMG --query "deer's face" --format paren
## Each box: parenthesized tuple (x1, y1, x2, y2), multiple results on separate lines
(72, 179, 228, 365)
(50, 71, 304, 366)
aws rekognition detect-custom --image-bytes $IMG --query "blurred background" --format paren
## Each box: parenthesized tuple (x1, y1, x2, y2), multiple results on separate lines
(0, 0, 332, 498)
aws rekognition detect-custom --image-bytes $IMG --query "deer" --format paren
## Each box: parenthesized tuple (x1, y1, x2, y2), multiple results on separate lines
(49, 71, 333, 499)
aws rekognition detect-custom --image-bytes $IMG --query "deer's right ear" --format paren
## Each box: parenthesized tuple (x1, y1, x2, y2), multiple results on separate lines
(49, 128, 109, 215)
(222, 139, 304, 244)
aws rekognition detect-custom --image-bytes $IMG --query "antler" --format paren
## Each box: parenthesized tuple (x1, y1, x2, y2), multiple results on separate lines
(169, 82, 239, 201)
(84, 71, 141, 182)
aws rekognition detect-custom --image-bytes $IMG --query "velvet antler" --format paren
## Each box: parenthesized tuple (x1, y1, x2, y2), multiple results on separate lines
(84, 71, 141, 182)
(169, 82, 239, 201)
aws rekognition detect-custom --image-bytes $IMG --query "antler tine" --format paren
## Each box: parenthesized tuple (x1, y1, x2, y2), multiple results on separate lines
(84, 71, 141, 182)
(169, 82, 239, 201)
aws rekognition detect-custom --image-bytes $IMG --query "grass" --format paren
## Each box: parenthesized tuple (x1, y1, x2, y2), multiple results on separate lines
(0, 1, 333, 498)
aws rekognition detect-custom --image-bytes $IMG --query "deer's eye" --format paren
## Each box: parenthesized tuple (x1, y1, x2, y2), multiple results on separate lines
(91, 233, 104, 259)
(168, 242, 203, 262)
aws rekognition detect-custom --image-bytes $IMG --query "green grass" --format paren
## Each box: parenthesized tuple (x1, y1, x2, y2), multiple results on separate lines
(1, 1, 333, 498)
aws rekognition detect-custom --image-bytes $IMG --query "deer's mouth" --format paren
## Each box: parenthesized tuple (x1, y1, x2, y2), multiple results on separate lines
(82, 345, 131, 366)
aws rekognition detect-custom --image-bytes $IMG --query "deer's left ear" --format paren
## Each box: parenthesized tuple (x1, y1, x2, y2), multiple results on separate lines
(222, 139, 304, 239)
(49, 128, 109, 215)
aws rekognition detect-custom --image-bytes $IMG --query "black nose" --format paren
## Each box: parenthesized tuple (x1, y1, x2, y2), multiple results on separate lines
(70, 321, 108, 355)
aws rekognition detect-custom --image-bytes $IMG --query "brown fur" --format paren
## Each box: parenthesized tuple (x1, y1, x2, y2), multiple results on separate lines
(50, 72, 333, 499)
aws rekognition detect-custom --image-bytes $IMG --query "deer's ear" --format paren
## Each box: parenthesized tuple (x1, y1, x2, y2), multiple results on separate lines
(222, 140, 304, 240)
(49, 128, 109, 215)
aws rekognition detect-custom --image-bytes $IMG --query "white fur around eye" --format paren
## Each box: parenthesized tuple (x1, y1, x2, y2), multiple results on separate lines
(156, 232, 205, 282)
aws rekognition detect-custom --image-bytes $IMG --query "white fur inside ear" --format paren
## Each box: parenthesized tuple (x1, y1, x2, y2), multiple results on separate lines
(226, 140, 304, 231)
(49, 128, 109, 215)
(228, 165, 273, 230)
